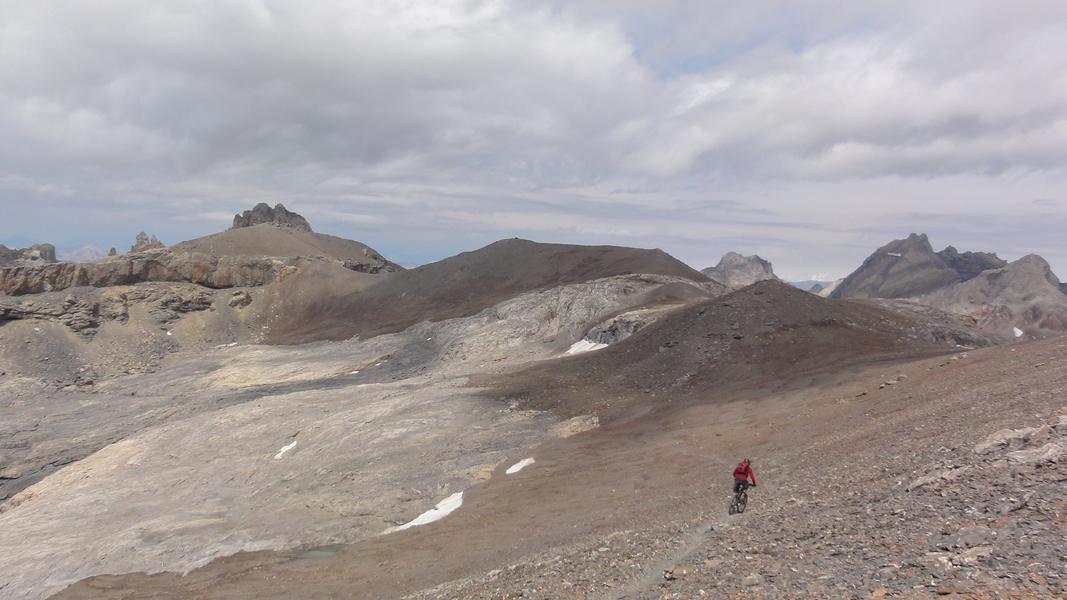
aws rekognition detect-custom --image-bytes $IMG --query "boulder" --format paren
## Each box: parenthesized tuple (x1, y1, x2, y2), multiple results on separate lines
(977, 424, 1049, 452)
(228, 290, 253, 308)
(1007, 442, 1064, 466)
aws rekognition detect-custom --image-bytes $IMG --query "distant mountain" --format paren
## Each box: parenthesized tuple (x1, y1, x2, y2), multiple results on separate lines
(272, 238, 717, 343)
(817, 278, 844, 298)
(58, 245, 108, 263)
(788, 280, 833, 293)
(919, 254, 1067, 338)
(701, 252, 779, 289)
(833, 233, 1066, 338)
(830, 234, 966, 299)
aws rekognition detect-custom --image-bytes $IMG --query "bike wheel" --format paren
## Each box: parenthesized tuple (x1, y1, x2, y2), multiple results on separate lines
(737, 492, 748, 514)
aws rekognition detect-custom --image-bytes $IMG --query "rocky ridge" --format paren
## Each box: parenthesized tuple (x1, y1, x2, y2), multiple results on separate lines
(831, 233, 1067, 338)
(0, 243, 57, 266)
(830, 233, 966, 299)
(0, 251, 300, 296)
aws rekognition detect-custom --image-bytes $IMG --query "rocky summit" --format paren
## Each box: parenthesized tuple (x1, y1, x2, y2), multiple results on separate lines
(701, 251, 779, 289)
(832, 233, 1067, 339)
(232, 202, 312, 231)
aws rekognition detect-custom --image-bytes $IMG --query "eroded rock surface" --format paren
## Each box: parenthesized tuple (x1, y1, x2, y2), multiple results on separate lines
(232, 203, 312, 232)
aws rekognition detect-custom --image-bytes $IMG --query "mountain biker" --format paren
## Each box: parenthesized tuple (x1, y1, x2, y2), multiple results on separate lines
(733, 458, 756, 494)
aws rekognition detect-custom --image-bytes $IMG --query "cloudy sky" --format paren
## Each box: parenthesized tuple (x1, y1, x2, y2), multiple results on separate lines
(2, 1, 1066, 279)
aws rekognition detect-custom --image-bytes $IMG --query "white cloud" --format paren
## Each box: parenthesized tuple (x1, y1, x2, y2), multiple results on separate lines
(1, 0, 1066, 279)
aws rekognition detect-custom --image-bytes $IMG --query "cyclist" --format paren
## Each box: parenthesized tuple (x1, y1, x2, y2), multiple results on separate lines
(733, 458, 757, 495)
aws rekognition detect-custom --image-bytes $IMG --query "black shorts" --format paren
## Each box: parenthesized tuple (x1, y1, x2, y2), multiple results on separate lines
(733, 477, 750, 493)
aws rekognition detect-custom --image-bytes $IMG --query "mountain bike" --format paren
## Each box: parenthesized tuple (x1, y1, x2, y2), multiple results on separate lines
(729, 484, 752, 514)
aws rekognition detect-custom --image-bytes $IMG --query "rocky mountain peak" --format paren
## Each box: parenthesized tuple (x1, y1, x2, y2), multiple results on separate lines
(232, 203, 312, 232)
(130, 232, 165, 253)
(701, 252, 779, 289)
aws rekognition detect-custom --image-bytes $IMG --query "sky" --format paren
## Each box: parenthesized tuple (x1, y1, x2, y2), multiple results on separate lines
(1, 1, 1066, 280)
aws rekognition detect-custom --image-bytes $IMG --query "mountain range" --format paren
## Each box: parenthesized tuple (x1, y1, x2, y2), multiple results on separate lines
(1, 206, 1064, 600)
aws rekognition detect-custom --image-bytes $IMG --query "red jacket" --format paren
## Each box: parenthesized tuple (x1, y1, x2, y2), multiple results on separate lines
(733, 461, 756, 485)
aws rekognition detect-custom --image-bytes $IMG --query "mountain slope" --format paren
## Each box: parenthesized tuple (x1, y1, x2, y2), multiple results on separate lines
(919, 254, 1067, 337)
(268, 238, 718, 343)
(170, 224, 401, 273)
(481, 280, 990, 419)
(830, 233, 962, 299)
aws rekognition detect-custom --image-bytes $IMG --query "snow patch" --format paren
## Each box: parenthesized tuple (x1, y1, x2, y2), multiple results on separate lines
(1013, 327, 1024, 338)
(384, 492, 464, 533)
(274, 441, 297, 459)
(565, 339, 608, 355)
(506, 458, 535, 474)
(887, 252, 902, 258)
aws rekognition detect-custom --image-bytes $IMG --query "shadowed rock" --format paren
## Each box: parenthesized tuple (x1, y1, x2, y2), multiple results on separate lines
(233, 203, 312, 232)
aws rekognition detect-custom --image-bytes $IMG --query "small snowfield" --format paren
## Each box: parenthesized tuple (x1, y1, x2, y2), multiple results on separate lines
(506, 458, 535, 474)
(384, 492, 464, 534)
(565, 339, 608, 355)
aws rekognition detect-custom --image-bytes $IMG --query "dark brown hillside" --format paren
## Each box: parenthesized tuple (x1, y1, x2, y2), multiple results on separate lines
(170, 224, 401, 272)
(483, 280, 990, 419)
(268, 238, 716, 344)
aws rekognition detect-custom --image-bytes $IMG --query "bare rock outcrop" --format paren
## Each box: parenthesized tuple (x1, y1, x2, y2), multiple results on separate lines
(0, 251, 298, 296)
(232, 203, 311, 232)
(700, 252, 779, 289)
(936, 246, 1007, 281)
(0, 243, 57, 266)
(130, 232, 165, 253)
(0, 285, 213, 336)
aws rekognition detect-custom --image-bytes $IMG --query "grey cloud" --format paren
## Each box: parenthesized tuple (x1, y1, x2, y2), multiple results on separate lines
(2, 0, 1066, 280)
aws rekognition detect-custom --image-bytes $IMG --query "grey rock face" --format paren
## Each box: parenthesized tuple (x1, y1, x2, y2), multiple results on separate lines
(0, 243, 57, 266)
(0, 251, 298, 296)
(832, 234, 1014, 300)
(232, 203, 312, 232)
(919, 254, 1067, 337)
(831, 233, 962, 299)
(701, 252, 778, 289)
(130, 232, 165, 253)
(0, 285, 213, 336)
(937, 246, 1007, 281)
